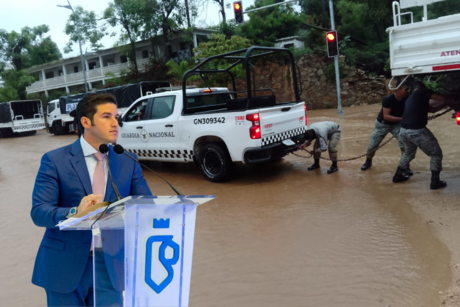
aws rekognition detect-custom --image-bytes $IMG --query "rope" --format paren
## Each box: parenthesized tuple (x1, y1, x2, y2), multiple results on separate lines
(291, 108, 453, 162)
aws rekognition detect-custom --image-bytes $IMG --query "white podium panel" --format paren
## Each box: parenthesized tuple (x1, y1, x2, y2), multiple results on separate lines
(58, 195, 214, 307)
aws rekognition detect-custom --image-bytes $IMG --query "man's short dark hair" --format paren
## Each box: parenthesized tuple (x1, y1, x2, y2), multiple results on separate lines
(411, 80, 426, 91)
(76, 93, 117, 136)
(396, 80, 410, 89)
(304, 129, 316, 141)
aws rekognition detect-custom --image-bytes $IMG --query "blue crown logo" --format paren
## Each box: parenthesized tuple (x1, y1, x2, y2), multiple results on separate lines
(153, 218, 170, 229)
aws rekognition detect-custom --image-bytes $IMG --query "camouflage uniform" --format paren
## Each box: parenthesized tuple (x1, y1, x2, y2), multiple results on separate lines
(366, 120, 405, 159)
(398, 127, 443, 171)
(307, 121, 341, 161)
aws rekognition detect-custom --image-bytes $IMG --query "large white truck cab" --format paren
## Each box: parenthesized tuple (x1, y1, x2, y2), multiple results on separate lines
(118, 47, 308, 182)
(0, 100, 45, 138)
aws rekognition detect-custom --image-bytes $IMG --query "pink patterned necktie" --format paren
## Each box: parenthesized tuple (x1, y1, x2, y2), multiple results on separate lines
(92, 152, 105, 201)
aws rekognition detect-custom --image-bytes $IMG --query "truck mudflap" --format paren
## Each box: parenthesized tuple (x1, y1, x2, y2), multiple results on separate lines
(245, 133, 305, 163)
(261, 126, 307, 146)
(12, 123, 46, 132)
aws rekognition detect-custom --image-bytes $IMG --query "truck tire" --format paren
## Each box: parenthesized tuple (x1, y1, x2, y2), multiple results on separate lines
(0, 128, 13, 138)
(54, 122, 64, 135)
(200, 143, 233, 182)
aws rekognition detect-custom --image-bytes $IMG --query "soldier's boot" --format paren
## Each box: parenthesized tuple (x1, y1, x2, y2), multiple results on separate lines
(393, 167, 410, 183)
(404, 168, 414, 176)
(327, 161, 338, 174)
(361, 158, 372, 171)
(308, 159, 320, 171)
(430, 171, 447, 190)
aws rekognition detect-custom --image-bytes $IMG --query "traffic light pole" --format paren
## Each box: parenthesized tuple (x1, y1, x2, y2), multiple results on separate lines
(329, 0, 343, 115)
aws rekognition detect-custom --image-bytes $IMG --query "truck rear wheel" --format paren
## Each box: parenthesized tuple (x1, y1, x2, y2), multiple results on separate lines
(200, 143, 233, 182)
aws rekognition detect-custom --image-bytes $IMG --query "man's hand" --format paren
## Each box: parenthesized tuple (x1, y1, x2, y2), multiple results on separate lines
(77, 194, 102, 214)
(299, 143, 307, 150)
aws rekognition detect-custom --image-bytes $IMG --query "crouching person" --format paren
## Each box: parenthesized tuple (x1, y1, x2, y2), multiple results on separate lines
(299, 121, 341, 174)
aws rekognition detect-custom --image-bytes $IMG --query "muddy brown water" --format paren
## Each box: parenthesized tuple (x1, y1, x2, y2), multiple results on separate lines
(0, 104, 455, 306)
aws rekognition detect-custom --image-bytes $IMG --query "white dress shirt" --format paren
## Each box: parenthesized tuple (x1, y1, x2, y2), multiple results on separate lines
(80, 136, 108, 198)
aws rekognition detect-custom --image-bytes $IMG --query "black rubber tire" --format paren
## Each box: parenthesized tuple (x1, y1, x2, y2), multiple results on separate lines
(54, 122, 64, 135)
(200, 143, 233, 183)
(0, 128, 13, 138)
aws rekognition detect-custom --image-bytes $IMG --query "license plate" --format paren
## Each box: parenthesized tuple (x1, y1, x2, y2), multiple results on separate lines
(282, 139, 295, 146)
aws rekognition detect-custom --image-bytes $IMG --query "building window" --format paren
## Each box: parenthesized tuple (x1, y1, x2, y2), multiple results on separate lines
(58, 69, 63, 76)
(89, 62, 97, 70)
(74, 66, 79, 73)
(142, 50, 149, 59)
(45, 71, 54, 79)
(120, 55, 128, 63)
(179, 42, 188, 50)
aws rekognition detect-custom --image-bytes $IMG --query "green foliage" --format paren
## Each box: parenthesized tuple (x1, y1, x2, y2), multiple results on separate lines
(324, 61, 347, 82)
(239, 0, 305, 46)
(193, 33, 252, 59)
(166, 60, 190, 80)
(0, 69, 35, 102)
(64, 6, 107, 53)
(218, 21, 237, 39)
(0, 25, 62, 70)
(339, 36, 389, 74)
(140, 58, 170, 82)
(289, 45, 313, 63)
(104, 69, 130, 87)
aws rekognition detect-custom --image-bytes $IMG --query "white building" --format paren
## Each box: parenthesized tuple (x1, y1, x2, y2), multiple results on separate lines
(26, 28, 215, 97)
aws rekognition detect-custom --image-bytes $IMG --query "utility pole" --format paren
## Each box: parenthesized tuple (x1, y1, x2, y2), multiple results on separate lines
(329, 0, 343, 115)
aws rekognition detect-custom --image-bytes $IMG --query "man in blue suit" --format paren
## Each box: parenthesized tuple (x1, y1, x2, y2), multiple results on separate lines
(31, 93, 152, 306)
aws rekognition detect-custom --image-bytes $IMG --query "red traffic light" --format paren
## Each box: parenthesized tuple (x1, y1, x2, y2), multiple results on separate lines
(327, 33, 335, 41)
(234, 2, 241, 10)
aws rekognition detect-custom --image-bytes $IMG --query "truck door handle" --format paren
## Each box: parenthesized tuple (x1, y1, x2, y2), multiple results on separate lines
(136, 126, 143, 129)
(281, 107, 291, 112)
(165, 124, 173, 127)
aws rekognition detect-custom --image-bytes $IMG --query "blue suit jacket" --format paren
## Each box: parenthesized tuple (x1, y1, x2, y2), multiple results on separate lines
(31, 139, 152, 294)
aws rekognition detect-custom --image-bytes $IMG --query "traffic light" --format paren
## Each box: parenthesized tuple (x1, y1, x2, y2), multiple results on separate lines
(234, 1, 244, 24)
(326, 30, 339, 57)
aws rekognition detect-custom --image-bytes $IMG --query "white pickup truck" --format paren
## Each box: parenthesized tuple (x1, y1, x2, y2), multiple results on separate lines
(0, 100, 45, 138)
(118, 47, 307, 182)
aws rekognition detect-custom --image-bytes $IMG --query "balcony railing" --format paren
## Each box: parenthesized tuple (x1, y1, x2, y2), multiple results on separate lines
(26, 57, 177, 93)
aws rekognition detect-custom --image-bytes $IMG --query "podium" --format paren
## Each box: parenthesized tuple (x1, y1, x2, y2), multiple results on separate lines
(57, 195, 214, 307)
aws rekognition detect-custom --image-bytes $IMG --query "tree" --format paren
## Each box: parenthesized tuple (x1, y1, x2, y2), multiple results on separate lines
(239, 0, 304, 47)
(214, 0, 226, 23)
(104, 0, 145, 75)
(0, 25, 62, 99)
(64, 6, 107, 53)
(0, 69, 35, 102)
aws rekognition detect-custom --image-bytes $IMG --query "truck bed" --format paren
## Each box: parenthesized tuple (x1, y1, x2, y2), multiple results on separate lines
(389, 13, 460, 76)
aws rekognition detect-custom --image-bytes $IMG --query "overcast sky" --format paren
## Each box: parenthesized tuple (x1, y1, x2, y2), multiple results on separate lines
(1, 0, 290, 59)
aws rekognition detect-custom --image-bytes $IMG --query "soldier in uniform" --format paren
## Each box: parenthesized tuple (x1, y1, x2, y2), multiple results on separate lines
(299, 121, 341, 174)
(392, 81, 451, 189)
(361, 81, 411, 173)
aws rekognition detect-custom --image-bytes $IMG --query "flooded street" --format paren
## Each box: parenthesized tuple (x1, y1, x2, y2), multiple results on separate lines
(1, 104, 459, 307)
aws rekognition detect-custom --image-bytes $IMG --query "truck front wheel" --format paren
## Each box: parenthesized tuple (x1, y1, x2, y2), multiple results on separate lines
(200, 143, 233, 182)
(53, 122, 64, 135)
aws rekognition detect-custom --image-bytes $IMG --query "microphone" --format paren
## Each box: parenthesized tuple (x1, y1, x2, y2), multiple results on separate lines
(113, 144, 182, 196)
(99, 144, 122, 201)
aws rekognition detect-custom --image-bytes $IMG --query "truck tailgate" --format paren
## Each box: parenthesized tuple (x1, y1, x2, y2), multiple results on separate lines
(389, 13, 460, 76)
(259, 102, 306, 146)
